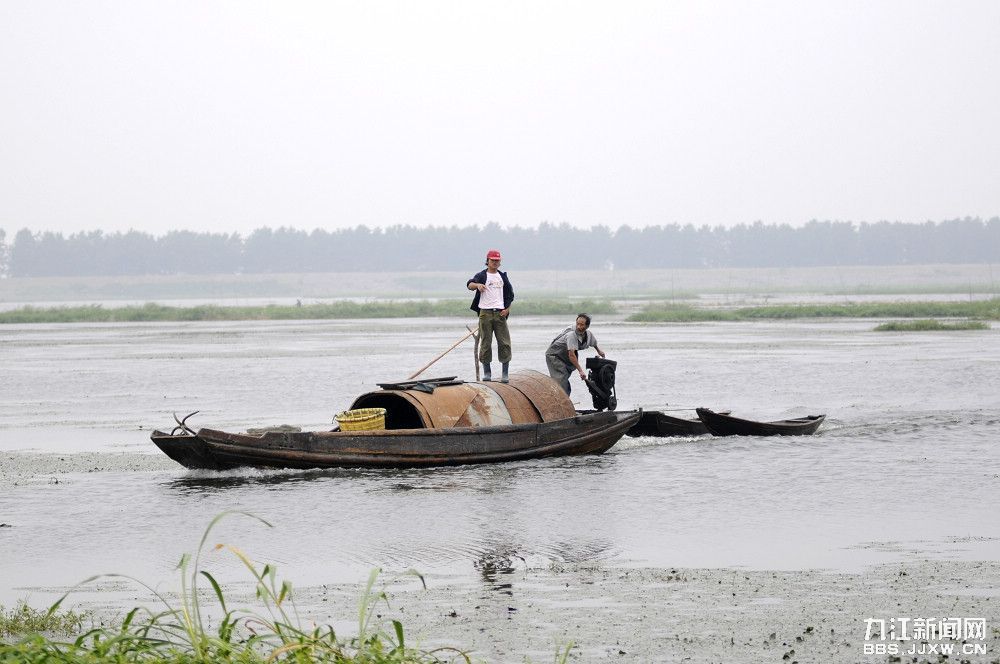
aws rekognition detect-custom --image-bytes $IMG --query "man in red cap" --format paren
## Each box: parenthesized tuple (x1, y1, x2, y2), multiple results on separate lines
(467, 249, 515, 382)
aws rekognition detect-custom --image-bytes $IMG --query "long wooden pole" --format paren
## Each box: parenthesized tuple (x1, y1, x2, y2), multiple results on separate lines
(468, 325, 480, 381)
(408, 328, 477, 380)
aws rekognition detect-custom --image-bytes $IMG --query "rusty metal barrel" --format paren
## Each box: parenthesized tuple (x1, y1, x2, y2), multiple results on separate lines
(348, 369, 575, 430)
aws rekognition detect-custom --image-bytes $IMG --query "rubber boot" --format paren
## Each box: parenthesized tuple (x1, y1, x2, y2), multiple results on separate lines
(482, 362, 492, 381)
(501, 362, 509, 383)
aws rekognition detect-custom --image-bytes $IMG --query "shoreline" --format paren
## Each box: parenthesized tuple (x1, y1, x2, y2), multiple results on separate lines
(2, 264, 997, 308)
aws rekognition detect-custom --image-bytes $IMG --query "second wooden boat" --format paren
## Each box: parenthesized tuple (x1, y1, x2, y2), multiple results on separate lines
(695, 408, 825, 437)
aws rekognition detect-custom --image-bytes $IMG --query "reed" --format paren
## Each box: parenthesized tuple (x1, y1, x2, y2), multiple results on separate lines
(0, 511, 471, 663)
(734, 300, 1000, 319)
(627, 304, 738, 322)
(627, 299, 1000, 322)
(0, 299, 616, 324)
(873, 319, 990, 331)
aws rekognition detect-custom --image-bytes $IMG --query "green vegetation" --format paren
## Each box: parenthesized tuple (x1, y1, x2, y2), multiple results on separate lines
(628, 299, 1000, 322)
(0, 299, 616, 324)
(873, 319, 990, 331)
(0, 601, 88, 637)
(626, 303, 739, 322)
(0, 512, 472, 663)
(733, 300, 1000, 320)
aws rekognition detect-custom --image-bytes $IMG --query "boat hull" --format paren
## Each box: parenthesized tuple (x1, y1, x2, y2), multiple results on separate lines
(695, 408, 825, 436)
(152, 410, 641, 470)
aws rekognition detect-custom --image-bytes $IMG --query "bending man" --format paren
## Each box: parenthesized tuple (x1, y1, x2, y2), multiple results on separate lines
(545, 313, 605, 395)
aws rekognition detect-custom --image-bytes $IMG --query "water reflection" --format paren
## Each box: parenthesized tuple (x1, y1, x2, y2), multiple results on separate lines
(546, 538, 617, 564)
(471, 537, 617, 598)
(162, 466, 355, 493)
(161, 462, 559, 496)
(158, 463, 489, 494)
(146, 453, 623, 589)
(474, 544, 524, 595)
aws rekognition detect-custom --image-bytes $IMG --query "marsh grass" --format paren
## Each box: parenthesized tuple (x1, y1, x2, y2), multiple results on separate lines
(626, 303, 739, 322)
(0, 601, 88, 637)
(0, 299, 616, 324)
(873, 319, 990, 332)
(628, 299, 1000, 322)
(0, 511, 472, 663)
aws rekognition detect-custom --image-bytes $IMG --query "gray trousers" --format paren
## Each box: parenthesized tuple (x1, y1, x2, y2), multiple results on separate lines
(478, 310, 512, 364)
(545, 352, 574, 395)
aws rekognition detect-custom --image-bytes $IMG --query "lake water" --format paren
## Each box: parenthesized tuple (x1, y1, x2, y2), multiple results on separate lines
(1, 316, 998, 608)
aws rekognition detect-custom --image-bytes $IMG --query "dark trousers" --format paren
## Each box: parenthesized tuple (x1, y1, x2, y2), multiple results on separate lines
(477, 310, 512, 364)
(545, 353, 573, 394)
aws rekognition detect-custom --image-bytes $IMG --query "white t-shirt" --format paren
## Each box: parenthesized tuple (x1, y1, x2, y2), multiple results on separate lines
(479, 271, 505, 309)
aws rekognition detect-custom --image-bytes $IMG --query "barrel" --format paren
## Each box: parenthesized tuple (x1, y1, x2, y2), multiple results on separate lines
(348, 369, 575, 430)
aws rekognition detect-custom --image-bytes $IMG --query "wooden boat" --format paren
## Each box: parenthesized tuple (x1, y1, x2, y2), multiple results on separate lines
(151, 409, 639, 470)
(151, 370, 641, 470)
(624, 410, 737, 437)
(695, 408, 825, 437)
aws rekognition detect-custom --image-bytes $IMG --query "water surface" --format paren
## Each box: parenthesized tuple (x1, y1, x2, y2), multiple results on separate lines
(2, 316, 998, 606)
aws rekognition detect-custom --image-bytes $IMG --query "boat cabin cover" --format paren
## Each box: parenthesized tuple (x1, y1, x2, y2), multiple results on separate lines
(349, 369, 576, 429)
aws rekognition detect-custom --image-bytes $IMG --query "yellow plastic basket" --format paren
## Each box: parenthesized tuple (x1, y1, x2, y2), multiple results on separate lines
(335, 407, 386, 431)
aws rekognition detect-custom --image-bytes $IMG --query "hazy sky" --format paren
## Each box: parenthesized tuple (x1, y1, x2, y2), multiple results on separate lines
(3, 1, 999, 237)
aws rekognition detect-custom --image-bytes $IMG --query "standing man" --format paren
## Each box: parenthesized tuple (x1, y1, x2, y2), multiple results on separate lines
(545, 313, 605, 395)
(467, 249, 514, 382)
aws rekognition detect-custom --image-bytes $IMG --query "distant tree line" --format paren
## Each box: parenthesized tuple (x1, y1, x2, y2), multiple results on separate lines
(1, 218, 997, 278)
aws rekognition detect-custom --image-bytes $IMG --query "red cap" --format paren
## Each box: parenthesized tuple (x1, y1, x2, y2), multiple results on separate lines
(486, 249, 502, 261)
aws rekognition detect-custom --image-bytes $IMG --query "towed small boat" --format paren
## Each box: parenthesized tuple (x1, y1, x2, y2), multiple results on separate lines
(625, 410, 736, 437)
(695, 408, 825, 437)
(152, 370, 640, 470)
(626, 411, 711, 437)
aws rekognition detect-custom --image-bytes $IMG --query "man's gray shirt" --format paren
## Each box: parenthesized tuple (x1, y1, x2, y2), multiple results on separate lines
(546, 327, 598, 358)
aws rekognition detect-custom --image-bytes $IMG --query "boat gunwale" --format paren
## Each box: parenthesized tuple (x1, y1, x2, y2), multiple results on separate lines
(172, 410, 626, 441)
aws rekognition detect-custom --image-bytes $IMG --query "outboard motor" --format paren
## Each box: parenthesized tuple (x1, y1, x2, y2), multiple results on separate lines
(585, 357, 617, 411)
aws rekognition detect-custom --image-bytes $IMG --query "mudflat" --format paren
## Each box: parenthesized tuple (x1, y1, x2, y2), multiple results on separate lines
(297, 559, 999, 663)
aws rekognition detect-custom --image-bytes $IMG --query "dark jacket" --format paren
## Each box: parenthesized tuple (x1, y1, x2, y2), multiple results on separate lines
(467, 269, 515, 313)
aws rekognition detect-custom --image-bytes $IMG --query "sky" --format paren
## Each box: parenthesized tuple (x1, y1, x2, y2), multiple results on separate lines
(2, 1, 1000, 238)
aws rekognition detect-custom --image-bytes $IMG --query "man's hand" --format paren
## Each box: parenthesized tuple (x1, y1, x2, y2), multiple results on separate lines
(500, 308, 509, 318)
(578, 369, 586, 380)
(598, 350, 606, 358)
